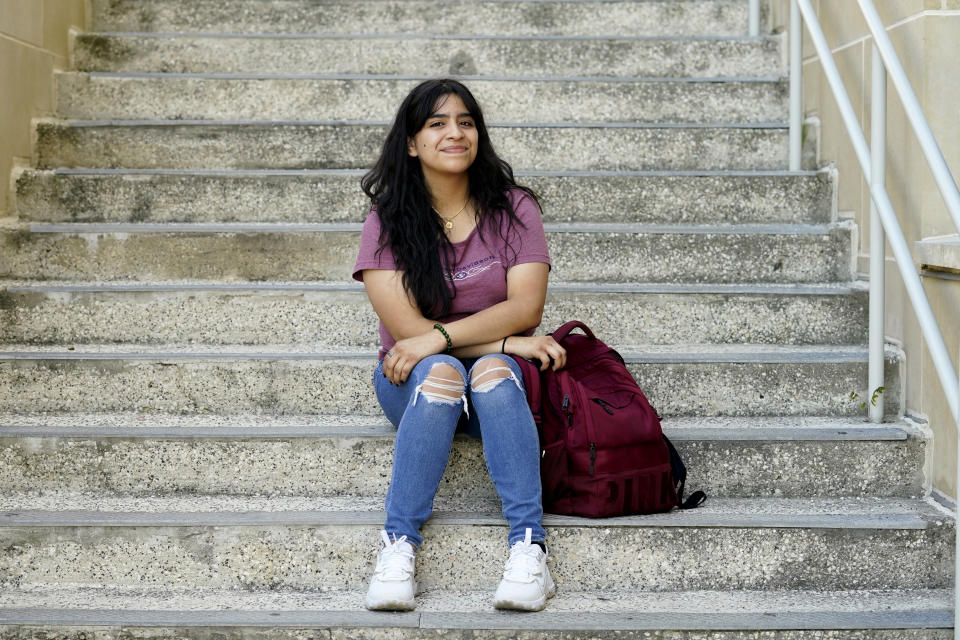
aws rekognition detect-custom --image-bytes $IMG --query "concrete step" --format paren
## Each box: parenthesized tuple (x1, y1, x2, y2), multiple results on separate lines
(0, 223, 853, 284)
(34, 120, 789, 172)
(14, 169, 833, 226)
(0, 497, 951, 592)
(72, 33, 783, 78)
(0, 281, 868, 347)
(88, 0, 755, 38)
(56, 73, 788, 124)
(1, 587, 953, 636)
(0, 416, 925, 499)
(0, 344, 903, 417)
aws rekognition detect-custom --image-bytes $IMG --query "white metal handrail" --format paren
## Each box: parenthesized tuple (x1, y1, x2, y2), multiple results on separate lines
(785, 1, 960, 633)
(787, 0, 960, 424)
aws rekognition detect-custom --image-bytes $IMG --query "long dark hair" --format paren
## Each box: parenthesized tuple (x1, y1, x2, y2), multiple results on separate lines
(361, 78, 540, 318)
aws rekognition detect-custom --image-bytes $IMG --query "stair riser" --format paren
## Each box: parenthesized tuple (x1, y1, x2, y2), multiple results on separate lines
(15, 171, 833, 226)
(0, 626, 948, 639)
(0, 437, 924, 499)
(57, 75, 788, 124)
(0, 230, 852, 284)
(1, 523, 950, 592)
(0, 356, 902, 417)
(35, 123, 788, 172)
(0, 289, 868, 347)
(73, 35, 783, 78)
(0, 625, 949, 640)
(88, 0, 752, 37)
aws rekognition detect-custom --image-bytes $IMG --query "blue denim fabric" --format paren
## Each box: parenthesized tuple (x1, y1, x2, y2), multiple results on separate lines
(374, 353, 545, 548)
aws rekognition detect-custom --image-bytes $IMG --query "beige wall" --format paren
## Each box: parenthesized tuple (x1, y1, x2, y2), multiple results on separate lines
(1, 0, 86, 217)
(771, 1, 960, 496)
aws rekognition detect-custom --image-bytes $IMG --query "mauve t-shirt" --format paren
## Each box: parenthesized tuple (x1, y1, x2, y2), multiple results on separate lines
(352, 189, 551, 360)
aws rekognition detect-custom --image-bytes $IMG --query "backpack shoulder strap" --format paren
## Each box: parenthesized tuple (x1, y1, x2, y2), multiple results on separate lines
(664, 435, 707, 510)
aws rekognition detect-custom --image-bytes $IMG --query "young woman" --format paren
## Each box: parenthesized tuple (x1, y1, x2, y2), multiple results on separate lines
(352, 79, 566, 611)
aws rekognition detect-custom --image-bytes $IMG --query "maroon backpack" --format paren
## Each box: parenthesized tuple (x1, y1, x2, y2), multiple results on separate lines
(512, 321, 705, 518)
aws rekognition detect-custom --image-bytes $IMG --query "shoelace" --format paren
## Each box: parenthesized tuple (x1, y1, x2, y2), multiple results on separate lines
(375, 531, 415, 581)
(502, 535, 544, 583)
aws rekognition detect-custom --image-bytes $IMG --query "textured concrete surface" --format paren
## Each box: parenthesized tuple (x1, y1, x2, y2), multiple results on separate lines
(0, 413, 914, 434)
(0, 284, 869, 346)
(88, 0, 753, 37)
(0, 585, 951, 616)
(916, 234, 960, 271)
(0, 494, 945, 519)
(34, 121, 790, 171)
(0, 625, 950, 639)
(56, 74, 789, 124)
(0, 590, 952, 635)
(0, 515, 951, 592)
(0, 225, 852, 283)
(0, 347, 904, 417)
(73, 34, 784, 78)
(15, 169, 834, 226)
(0, 429, 925, 498)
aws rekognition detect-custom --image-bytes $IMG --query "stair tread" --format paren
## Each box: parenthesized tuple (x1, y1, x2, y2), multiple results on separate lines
(37, 167, 822, 176)
(0, 587, 952, 626)
(22, 221, 837, 234)
(0, 495, 949, 528)
(0, 342, 899, 360)
(81, 32, 779, 44)
(53, 118, 789, 129)
(74, 70, 785, 82)
(0, 413, 916, 441)
(1, 279, 867, 294)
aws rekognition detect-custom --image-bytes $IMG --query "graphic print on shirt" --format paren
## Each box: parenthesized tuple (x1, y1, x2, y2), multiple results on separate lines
(449, 255, 500, 282)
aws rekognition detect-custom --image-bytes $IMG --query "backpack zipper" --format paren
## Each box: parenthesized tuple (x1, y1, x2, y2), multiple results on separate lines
(562, 394, 573, 427)
(592, 398, 615, 415)
(589, 442, 596, 476)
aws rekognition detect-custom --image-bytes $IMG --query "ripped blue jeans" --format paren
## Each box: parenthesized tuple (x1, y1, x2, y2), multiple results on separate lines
(373, 353, 545, 548)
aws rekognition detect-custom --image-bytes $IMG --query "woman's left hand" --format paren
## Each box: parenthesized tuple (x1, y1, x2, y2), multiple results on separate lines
(382, 330, 447, 384)
(504, 335, 567, 371)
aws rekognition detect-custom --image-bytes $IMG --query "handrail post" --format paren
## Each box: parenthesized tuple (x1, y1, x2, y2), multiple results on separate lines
(795, 0, 959, 423)
(868, 43, 885, 423)
(788, 0, 802, 171)
(749, 0, 760, 36)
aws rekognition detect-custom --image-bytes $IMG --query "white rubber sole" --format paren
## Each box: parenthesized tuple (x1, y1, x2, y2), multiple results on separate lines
(365, 593, 416, 611)
(493, 579, 557, 612)
(365, 579, 417, 611)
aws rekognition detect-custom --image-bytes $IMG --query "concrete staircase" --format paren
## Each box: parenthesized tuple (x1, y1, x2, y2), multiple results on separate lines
(0, 0, 953, 636)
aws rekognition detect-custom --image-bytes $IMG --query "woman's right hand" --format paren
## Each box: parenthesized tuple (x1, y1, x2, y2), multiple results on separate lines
(382, 329, 448, 384)
(504, 335, 567, 371)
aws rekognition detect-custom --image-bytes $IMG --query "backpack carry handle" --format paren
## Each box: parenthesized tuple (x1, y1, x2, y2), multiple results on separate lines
(551, 320, 596, 343)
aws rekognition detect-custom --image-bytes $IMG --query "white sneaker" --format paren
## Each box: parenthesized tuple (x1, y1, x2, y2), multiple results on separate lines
(365, 530, 417, 611)
(493, 528, 556, 611)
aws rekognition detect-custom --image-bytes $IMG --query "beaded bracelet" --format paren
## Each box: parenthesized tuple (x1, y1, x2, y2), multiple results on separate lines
(433, 323, 453, 352)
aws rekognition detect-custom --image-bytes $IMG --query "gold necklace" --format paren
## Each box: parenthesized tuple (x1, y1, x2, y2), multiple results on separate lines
(433, 200, 469, 230)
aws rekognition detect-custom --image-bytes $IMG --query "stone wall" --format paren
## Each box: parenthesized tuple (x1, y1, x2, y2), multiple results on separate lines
(770, 0, 960, 497)
(0, 0, 86, 216)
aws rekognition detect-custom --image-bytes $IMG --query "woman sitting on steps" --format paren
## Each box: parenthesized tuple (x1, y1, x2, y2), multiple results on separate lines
(352, 78, 566, 611)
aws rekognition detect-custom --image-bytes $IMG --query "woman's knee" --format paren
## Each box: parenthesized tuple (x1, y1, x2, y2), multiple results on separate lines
(469, 355, 523, 394)
(415, 355, 466, 404)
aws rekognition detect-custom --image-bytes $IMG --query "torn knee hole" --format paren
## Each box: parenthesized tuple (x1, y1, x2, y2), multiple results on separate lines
(415, 364, 465, 406)
(470, 366, 520, 393)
